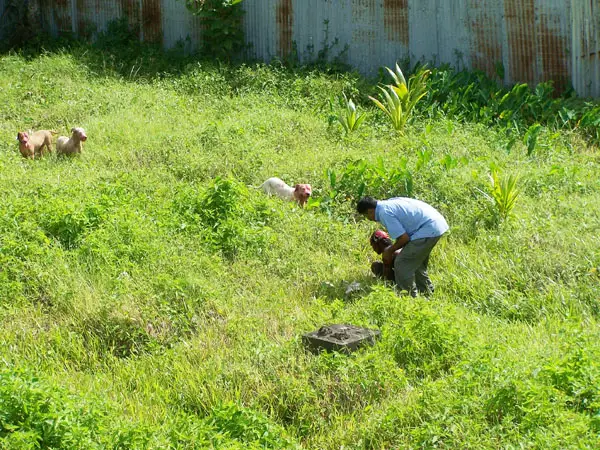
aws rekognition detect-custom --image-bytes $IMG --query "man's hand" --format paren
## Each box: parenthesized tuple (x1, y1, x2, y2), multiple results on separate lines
(383, 232, 410, 265)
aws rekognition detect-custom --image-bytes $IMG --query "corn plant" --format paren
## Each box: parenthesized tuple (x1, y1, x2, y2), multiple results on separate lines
(369, 64, 430, 132)
(337, 93, 367, 134)
(478, 170, 521, 222)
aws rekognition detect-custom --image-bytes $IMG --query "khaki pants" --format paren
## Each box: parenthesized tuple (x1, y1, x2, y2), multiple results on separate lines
(394, 236, 442, 297)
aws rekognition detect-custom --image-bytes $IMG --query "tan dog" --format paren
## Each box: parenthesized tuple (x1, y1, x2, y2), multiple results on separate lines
(260, 177, 312, 207)
(16, 130, 54, 159)
(56, 127, 87, 156)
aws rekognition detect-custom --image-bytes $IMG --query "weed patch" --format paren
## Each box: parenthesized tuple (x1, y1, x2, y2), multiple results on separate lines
(0, 46, 599, 448)
(173, 177, 275, 259)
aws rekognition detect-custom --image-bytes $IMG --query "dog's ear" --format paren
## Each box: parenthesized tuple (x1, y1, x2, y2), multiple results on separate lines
(71, 128, 76, 133)
(16, 133, 19, 140)
(294, 184, 301, 191)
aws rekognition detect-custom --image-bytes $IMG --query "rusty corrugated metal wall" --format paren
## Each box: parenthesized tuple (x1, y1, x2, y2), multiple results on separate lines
(38, 0, 199, 48)
(572, 1, 600, 97)
(247, 0, 575, 94)
(20, 0, 600, 97)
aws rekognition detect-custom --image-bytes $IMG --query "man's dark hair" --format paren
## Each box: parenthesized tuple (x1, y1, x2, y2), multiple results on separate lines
(357, 197, 378, 214)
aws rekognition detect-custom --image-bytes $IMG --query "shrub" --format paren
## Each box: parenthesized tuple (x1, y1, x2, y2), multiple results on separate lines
(309, 158, 413, 217)
(0, 368, 107, 447)
(545, 344, 600, 415)
(173, 177, 274, 259)
(384, 300, 464, 378)
(79, 309, 154, 359)
(208, 402, 297, 448)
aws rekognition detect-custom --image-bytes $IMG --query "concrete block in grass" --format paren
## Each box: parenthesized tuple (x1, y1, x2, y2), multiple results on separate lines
(302, 324, 381, 354)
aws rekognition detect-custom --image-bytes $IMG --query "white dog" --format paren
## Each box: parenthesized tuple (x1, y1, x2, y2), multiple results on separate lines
(56, 127, 87, 156)
(260, 177, 312, 207)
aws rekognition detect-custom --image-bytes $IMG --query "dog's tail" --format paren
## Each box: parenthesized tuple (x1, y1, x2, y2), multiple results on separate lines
(248, 182, 266, 190)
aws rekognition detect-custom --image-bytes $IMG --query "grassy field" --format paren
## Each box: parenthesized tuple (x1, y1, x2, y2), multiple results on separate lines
(0, 43, 599, 448)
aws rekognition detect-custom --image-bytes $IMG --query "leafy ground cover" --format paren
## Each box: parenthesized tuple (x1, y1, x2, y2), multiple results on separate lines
(0, 37, 599, 448)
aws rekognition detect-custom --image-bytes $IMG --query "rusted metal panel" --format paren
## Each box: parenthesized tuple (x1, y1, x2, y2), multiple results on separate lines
(243, 0, 277, 61)
(0, 0, 5, 39)
(383, 0, 408, 45)
(351, 0, 380, 72)
(30, 0, 600, 97)
(141, 0, 162, 43)
(505, 0, 536, 85)
(535, 0, 570, 94)
(468, 0, 504, 80)
(73, 0, 120, 39)
(409, 0, 438, 64)
(161, 0, 203, 51)
(276, 0, 293, 58)
(43, 0, 73, 35)
(436, 0, 472, 70)
(572, 0, 600, 97)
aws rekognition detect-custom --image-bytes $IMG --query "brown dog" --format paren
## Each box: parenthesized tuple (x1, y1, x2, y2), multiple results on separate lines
(56, 127, 87, 156)
(16, 130, 54, 159)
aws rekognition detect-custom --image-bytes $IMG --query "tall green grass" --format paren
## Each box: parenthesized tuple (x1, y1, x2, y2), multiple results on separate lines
(0, 37, 599, 448)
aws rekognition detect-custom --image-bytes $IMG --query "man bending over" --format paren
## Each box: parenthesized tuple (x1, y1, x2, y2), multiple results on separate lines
(358, 196, 449, 297)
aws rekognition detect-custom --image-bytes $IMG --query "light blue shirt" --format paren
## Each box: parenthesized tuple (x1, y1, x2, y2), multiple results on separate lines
(375, 197, 449, 240)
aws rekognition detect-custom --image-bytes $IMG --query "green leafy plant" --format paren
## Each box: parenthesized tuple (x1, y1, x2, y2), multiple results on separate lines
(369, 84, 405, 131)
(308, 158, 413, 217)
(337, 92, 366, 134)
(384, 298, 464, 378)
(208, 402, 296, 448)
(545, 346, 600, 414)
(369, 64, 430, 132)
(523, 123, 543, 156)
(440, 154, 459, 171)
(479, 170, 521, 222)
(173, 177, 272, 259)
(185, 0, 246, 59)
(416, 148, 433, 171)
(577, 105, 600, 144)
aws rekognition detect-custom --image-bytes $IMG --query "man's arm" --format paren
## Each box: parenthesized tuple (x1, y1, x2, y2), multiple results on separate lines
(383, 232, 409, 264)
